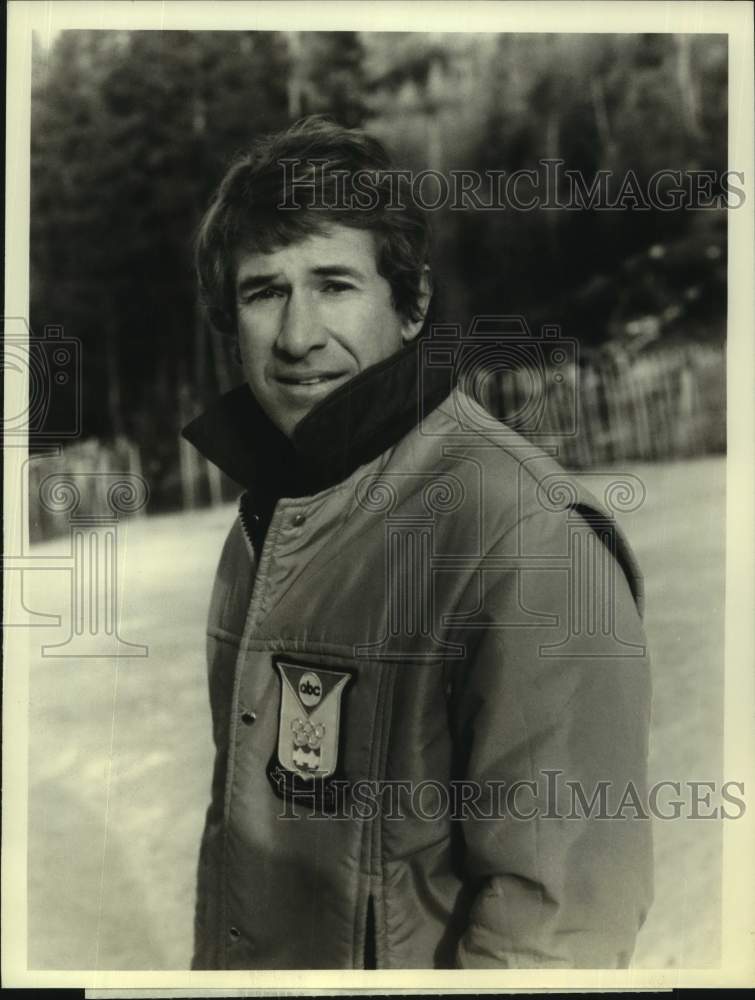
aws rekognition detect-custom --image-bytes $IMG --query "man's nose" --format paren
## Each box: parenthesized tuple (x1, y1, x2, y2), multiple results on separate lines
(275, 291, 327, 358)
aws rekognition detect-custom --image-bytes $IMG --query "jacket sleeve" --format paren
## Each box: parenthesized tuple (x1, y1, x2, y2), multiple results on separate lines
(451, 506, 654, 969)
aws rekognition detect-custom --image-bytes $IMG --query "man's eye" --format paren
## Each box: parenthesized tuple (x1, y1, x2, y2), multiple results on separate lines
(322, 281, 354, 294)
(243, 287, 283, 304)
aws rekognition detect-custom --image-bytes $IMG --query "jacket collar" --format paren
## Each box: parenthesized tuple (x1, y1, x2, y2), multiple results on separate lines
(181, 337, 455, 505)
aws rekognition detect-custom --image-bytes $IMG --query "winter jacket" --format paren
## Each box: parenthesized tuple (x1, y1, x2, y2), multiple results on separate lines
(182, 337, 653, 970)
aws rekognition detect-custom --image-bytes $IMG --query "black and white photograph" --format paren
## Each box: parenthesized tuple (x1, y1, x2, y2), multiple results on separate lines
(3, 0, 754, 991)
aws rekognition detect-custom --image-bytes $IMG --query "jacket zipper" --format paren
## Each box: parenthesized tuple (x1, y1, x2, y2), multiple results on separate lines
(363, 893, 376, 969)
(239, 492, 263, 555)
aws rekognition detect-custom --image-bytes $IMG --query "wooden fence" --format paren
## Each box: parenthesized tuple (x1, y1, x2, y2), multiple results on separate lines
(479, 342, 725, 467)
(28, 343, 725, 541)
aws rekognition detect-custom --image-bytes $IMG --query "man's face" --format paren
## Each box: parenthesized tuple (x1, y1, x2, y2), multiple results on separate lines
(234, 225, 424, 438)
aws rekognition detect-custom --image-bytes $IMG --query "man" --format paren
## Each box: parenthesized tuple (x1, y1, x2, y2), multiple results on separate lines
(183, 116, 653, 970)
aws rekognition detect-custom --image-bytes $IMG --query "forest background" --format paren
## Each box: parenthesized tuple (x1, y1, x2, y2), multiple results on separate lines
(29, 30, 728, 520)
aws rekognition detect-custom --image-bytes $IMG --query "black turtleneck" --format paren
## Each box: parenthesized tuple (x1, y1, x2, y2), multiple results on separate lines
(181, 337, 455, 552)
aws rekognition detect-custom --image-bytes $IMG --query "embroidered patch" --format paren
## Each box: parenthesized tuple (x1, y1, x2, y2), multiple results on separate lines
(272, 658, 353, 782)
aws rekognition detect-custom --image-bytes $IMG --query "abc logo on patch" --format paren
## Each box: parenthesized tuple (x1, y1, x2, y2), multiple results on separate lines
(298, 672, 323, 708)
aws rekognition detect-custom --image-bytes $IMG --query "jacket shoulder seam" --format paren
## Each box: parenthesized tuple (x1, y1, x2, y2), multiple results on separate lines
(207, 625, 245, 647)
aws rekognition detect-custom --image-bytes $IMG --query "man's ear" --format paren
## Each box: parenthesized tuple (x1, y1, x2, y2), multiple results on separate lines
(401, 267, 433, 343)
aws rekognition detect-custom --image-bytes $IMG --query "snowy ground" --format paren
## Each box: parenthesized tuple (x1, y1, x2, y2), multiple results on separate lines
(24, 456, 725, 970)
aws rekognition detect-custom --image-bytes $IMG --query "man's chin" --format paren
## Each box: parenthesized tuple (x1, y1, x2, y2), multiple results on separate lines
(264, 374, 354, 437)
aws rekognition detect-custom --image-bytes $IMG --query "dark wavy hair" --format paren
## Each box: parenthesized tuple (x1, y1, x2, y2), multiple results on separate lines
(195, 115, 431, 335)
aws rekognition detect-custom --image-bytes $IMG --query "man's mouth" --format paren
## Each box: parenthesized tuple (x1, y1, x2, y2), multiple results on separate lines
(275, 372, 348, 386)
